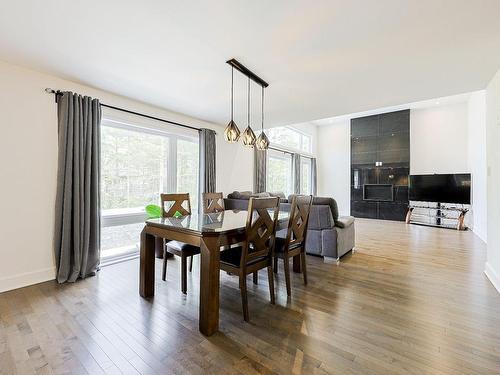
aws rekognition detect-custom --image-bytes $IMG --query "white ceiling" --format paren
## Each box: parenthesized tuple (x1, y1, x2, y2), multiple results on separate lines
(1, 1, 500, 128)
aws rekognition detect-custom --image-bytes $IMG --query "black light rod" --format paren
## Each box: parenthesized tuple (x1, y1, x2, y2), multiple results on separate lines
(45, 88, 201, 132)
(226, 59, 269, 88)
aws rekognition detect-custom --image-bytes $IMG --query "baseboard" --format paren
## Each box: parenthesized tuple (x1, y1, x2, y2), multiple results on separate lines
(485, 262, 500, 294)
(0, 267, 56, 293)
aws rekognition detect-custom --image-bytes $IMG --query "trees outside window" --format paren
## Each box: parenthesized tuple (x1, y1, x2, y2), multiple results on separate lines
(100, 120, 199, 262)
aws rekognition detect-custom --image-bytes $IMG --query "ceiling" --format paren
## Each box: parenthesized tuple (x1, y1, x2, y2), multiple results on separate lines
(1, 1, 500, 128)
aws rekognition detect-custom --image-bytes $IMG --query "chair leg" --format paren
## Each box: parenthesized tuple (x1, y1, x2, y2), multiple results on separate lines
(162, 249, 168, 281)
(267, 266, 275, 304)
(189, 255, 194, 272)
(240, 275, 249, 322)
(301, 251, 308, 285)
(181, 255, 187, 294)
(273, 256, 278, 273)
(283, 256, 292, 297)
(253, 271, 258, 284)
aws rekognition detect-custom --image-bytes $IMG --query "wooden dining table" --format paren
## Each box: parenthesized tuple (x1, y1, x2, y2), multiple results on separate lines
(139, 209, 290, 336)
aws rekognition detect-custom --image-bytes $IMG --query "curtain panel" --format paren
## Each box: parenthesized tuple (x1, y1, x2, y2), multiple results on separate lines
(254, 149, 267, 193)
(199, 128, 217, 195)
(54, 91, 101, 283)
(292, 153, 301, 194)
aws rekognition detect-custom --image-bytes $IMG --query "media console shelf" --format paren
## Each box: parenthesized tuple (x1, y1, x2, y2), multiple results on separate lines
(405, 202, 468, 230)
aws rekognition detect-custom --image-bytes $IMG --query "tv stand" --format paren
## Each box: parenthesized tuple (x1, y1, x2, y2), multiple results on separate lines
(406, 202, 468, 230)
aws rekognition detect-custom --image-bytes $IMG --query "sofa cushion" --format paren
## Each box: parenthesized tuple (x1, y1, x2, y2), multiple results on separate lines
(312, 197, 339, 222)
(252, 192, 271, 198)
(268, 191, 286, 199)
(335, 216, 355, 228)
(227, 191, 252, 200)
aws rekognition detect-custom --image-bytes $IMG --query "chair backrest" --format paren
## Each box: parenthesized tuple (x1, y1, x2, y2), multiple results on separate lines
(284, 195, 313, 251)
(241, 197, 280, 268)
(202, 192, 225, 214)
(160, 193, 191, 218)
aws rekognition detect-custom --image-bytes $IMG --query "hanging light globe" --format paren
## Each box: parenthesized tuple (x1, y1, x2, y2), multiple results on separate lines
(242, 126, 256, 147)
(255, 131, 269, 150)
(224, 120, 240, 142)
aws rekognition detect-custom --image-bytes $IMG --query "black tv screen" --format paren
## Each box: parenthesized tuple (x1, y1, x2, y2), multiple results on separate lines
(409, 174, 471, 204)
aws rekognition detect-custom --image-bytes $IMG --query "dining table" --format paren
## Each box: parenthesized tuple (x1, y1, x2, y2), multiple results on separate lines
(139, 209, 290, 336)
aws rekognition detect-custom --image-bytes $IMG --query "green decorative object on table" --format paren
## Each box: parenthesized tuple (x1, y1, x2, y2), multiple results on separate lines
(145, 204, 161, 219)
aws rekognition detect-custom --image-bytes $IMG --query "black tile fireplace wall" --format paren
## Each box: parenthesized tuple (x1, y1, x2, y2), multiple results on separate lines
(351, 110, 410, 221)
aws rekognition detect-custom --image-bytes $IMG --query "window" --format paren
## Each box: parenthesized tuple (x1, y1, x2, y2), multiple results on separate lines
(100, 119, 199, 263)
(267, 126, 312, 153)
(266, 150, 293, 196)
(301, 158, 312, 195)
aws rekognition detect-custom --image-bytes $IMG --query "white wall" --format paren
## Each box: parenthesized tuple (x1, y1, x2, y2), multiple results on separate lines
(0, 60, 253, 292)
(317, 99, 488, 235)
(467, 91, 488, 243)
(317, 120, 351, 215)
(485, 67, 500, 293)
(410, 103, 469, 174)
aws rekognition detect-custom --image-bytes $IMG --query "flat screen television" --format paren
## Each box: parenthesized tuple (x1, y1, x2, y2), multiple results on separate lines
(409, 174, 471, 204)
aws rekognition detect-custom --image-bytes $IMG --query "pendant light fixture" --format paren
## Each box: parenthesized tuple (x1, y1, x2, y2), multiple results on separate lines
(242, 77, 256, 147)
(256, 85, 270, 150)
(224, 66, 241, 142)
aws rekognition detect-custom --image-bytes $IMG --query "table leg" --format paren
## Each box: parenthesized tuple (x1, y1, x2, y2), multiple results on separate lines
(199, 236, 220, 336)
(293, 254, 301, 273)
(140, 228, 155, 298)
(155, 236, 164, 258)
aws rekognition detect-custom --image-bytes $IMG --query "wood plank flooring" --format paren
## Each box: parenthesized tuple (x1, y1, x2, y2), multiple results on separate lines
(1, 219, 499, 374)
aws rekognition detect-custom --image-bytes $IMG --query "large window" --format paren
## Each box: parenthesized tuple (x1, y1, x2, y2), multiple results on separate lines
(301, 157, 312, 195)
(266, 126, 314, 196)
(267, 126, 312, 153)
(100, 119, 199, 263)
(267, 150, 293, 196)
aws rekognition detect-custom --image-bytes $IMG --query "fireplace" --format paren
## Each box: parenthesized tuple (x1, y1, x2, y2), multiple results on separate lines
(363, 184, 394, 201)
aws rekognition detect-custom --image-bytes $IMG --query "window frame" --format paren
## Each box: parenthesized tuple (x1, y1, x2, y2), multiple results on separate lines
(100, 117, 199, 231)
(267, 126, 314, 156)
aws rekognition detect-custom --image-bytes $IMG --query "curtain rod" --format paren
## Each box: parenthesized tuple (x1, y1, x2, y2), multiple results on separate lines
(45, 88, 202, 133)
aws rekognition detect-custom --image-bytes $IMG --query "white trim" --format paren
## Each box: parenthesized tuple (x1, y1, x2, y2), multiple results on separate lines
(0, 267, 56, 293)
(485, 262, 500, 294)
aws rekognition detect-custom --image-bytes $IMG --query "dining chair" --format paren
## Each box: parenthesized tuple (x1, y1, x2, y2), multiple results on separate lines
(161, 193, 200, 294)
(219, 197, 279, 322)
(273, 195, 313, 296)
(202, 192, 225, 213)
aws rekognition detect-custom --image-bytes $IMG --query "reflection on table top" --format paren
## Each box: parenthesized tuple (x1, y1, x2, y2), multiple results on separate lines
(145, 209, 289, 234)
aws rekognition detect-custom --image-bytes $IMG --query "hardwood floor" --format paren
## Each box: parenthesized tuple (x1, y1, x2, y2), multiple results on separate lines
(1, 219, 500, 374)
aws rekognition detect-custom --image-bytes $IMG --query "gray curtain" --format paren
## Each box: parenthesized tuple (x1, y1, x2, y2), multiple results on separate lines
(199, 128, 216, 194)
(54, 92, 101, 283)
(311, 157, 318, 196)
(254, 149, 267, 193)
(293, 153, 301, 194)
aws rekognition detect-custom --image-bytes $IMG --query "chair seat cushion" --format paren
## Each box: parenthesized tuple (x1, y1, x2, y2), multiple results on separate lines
(335, 216, 355, 228)
(220, 246, 268, 268)
(166, 240, 200, 256)
(274, 237, 302, 253)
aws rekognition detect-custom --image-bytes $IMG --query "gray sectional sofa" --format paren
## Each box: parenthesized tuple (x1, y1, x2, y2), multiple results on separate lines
(224, 191, 355, 261)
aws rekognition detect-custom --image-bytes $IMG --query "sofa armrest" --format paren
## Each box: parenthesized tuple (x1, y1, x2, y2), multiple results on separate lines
(335, 216, 355, 228)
